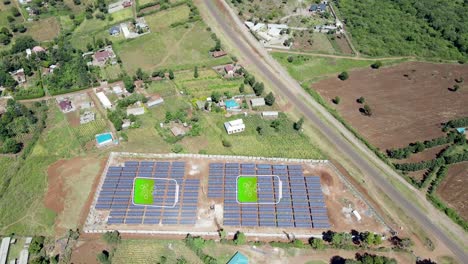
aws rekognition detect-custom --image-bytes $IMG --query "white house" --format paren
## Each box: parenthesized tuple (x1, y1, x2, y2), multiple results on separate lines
(250, 98, 266, 107)
(96, 92, 112, 109)
(224, 119, 245, 134)
(352, 210, 362, 221)
(126, 106, 145, 116)
(112, 85, 124, 95)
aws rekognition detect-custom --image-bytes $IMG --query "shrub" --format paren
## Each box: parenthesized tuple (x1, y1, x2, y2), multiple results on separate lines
(371, 61, 382, 69)
(222, 139, 232, 148)
(172, 144, 183, 153)
(287, 56, 294, 63)
(338, 71, 349, 80)
(102, 231, 121, 245)
(265, 92, 275, 106)
(234, 231, 246, 245)
(293, 117, 304, 130)
(332, 96, 341, 104)
(29, 236, 45, 254)
(357, 96, 365, 104)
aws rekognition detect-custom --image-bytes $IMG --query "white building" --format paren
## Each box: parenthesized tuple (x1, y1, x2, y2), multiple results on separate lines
(0, 237, 11, 264)
(147, 97, 164, 108)
(96, 92, 112, 109)
(352, 210, 362, 221)
(112, 85, 124, 95)
(18, 249, 29, 264)
(126, 106, 145, 116)
(262, 111, 279, 119)
(224, 119, 245, 134)
(250, 98, 266, 107)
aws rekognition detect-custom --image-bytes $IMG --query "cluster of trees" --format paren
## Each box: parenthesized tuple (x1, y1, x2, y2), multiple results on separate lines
(0, 5, 28, 45)
(338, 71, 349, 81)
(331, 253, 397, 264)
(0, 99, 38, 153)
(242, 69, 265, 96)
(394, 147, 468, 172)
(152, 69, 175, 80)
(387, 131, 466, 159)
(443, 117, 468, 130)
(336, 0, 468, 60)
(209, 32, 222, 52)
(97, 231, 121, 264)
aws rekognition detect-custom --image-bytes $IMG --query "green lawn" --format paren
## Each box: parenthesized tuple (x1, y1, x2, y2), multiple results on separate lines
(101, 64, 125, 81)
(144, 4, 190, 31)
(272, 52, 372, 84)
(113, 239, 202, 264)
(0, 105, 82, 235)
(71, 119, 109, 146)
(146, 80, 178, 97)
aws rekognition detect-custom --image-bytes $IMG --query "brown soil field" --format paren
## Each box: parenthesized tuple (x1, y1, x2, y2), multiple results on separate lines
(436, 162, 468, 221)
(312, 61, 468, 151)
(70, 239, 108, 264)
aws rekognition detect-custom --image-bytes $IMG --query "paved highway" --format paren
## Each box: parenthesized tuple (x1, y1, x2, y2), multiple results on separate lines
(199, 0, 467, 262)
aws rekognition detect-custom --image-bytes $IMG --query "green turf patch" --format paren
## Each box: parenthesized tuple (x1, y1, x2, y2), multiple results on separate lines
(237, 176, 258, 203)
(133, 178, 155, 205)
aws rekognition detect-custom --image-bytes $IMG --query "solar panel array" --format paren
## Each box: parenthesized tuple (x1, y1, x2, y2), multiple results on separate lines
(208, 163, 330, 229)
(95, 161, 199, 225)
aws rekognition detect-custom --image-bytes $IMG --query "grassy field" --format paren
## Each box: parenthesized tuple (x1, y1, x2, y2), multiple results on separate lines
(173, 69, 246, 98)
(71, 119, 109, 146)
(101, 64, 125, 81)
(21, 17, 61, 42)
(146, 80, 178, 97)
(0, 105, 82, 235)
(113, 5, 231, 74)
(112, 239, 203, 264)
(272, 52, 373, 84)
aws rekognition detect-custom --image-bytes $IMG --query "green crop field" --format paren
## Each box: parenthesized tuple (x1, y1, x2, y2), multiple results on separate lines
(0, 105, 82, 235)
(237, 176, 258, 203)
(113, 239, 203, 264)
(147, 80, 178, 97)
(173, 69, 245, 98)
(144, 4, 190, 30)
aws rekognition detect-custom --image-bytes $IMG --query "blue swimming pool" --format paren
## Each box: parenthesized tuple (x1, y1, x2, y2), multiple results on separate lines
(225, 99, 239, 109)
(96, 133, 113, 145)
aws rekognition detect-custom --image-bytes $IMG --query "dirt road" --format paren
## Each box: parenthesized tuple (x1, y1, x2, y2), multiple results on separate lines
(197, 0, 467, 262)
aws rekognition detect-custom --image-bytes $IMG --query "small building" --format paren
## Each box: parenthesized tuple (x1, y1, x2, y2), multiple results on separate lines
(93, 46, 116, 66)
(196, 100, 205, 110)
(96, 92, 112, 109)
(25, 48, 32, 58)
(224, 64, 235, 76)
(10, 68, 26, 84)
(224, 119, 245, 135)
(109, 26, 121, 36)
(212, 50, 227, 58)
(352, 210, 362, 221)
(0, 237, 11, 264)
(170, 126, 186, 137)
(80, 111, 95, 124)
(81, 101, 93, 109)
(24, 238, 32, 249)
(122, 120, 132, 129)
(456, 127, 466, 134)
(227, 251, 248, 264)
(32, 46, 46, 53)
(147, 96, 164, 108)
(122, 0, 132, 7)
(112, 85, 124, 95)
(310, 2, 327, 13)
(58, 99, 73, 113)
(250, 98, 265, 107)
(18, 249, 29, 264)
(127, 106, 145, 116)
(262, 111, 278, 119)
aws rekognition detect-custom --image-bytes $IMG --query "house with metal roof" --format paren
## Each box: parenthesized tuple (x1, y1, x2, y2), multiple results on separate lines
(224, 119, 245, 134)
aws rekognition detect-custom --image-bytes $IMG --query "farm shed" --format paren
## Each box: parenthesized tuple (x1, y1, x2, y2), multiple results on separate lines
(96, 92, 112, 109)
(147, 97, 164, 108)
(262, 111, 279, 118)
(18, 249, 29, 264)
(127, 107, 145, 116)
(0, 237, 11, 264)
(250, 98, 266, 107)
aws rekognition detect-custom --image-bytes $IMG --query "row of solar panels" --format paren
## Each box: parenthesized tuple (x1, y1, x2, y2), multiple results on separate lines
(223, 218, 330, 228)
(108, 217, 197, 225)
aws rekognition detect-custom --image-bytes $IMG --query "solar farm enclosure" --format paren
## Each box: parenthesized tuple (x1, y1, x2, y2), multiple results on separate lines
(86, 154, 334, 233)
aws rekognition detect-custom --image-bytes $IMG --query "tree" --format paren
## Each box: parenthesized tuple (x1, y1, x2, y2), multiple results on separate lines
(309, 238, 325, 249)
(362, 104, 372, 116)
(338, 71, 349, 80)
(102, 231, 121, 245)
(222, 139, 232, 148)
(172, 144, 183, 153)
(270, 120, 281, 131)
(158, 256, 167, 264)
(234, 231, 246, 245)
(333, 96, 341, 104)
(294, 117, 304, 130)
(194, 66, 199, 78)
(29, 236, 45, 254)
(265, 92, 275, 106)
(253, 82, 264, 96)
(169, 70, 174, 80)
(135, 68, 145, 80)
(11, 35, 38, 54)
(210, 91, 222, 103)
(414, 141, 425, 153)
(256, 126, 264, 135)
(371, 61, 383, 69)
(239, 83, 245, 93)
(287, 56, 294, 63)
(357, 96, 365, 104)
(292, 239, 304, 248)
(10, 7, 20, 17)
(123, 75, 135, 93)
(97, 251, 110, 264)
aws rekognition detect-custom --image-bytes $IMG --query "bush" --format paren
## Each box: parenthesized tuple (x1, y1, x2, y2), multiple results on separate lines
(338, 71, 349, 80)
(29, 236, 45, 254)
(102, 231, 121, 245)
(222, 139, 232, 148)
(332, 96, 341, 104)
(234, 231, 246, 245)
(371, 61, 383, 69)
(357, 96, 365, 104)
(172, 144, 183, 153)
(293, 117, 304, 131)
(265, 92, 275, 106)
(287, 56, 294, 63)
